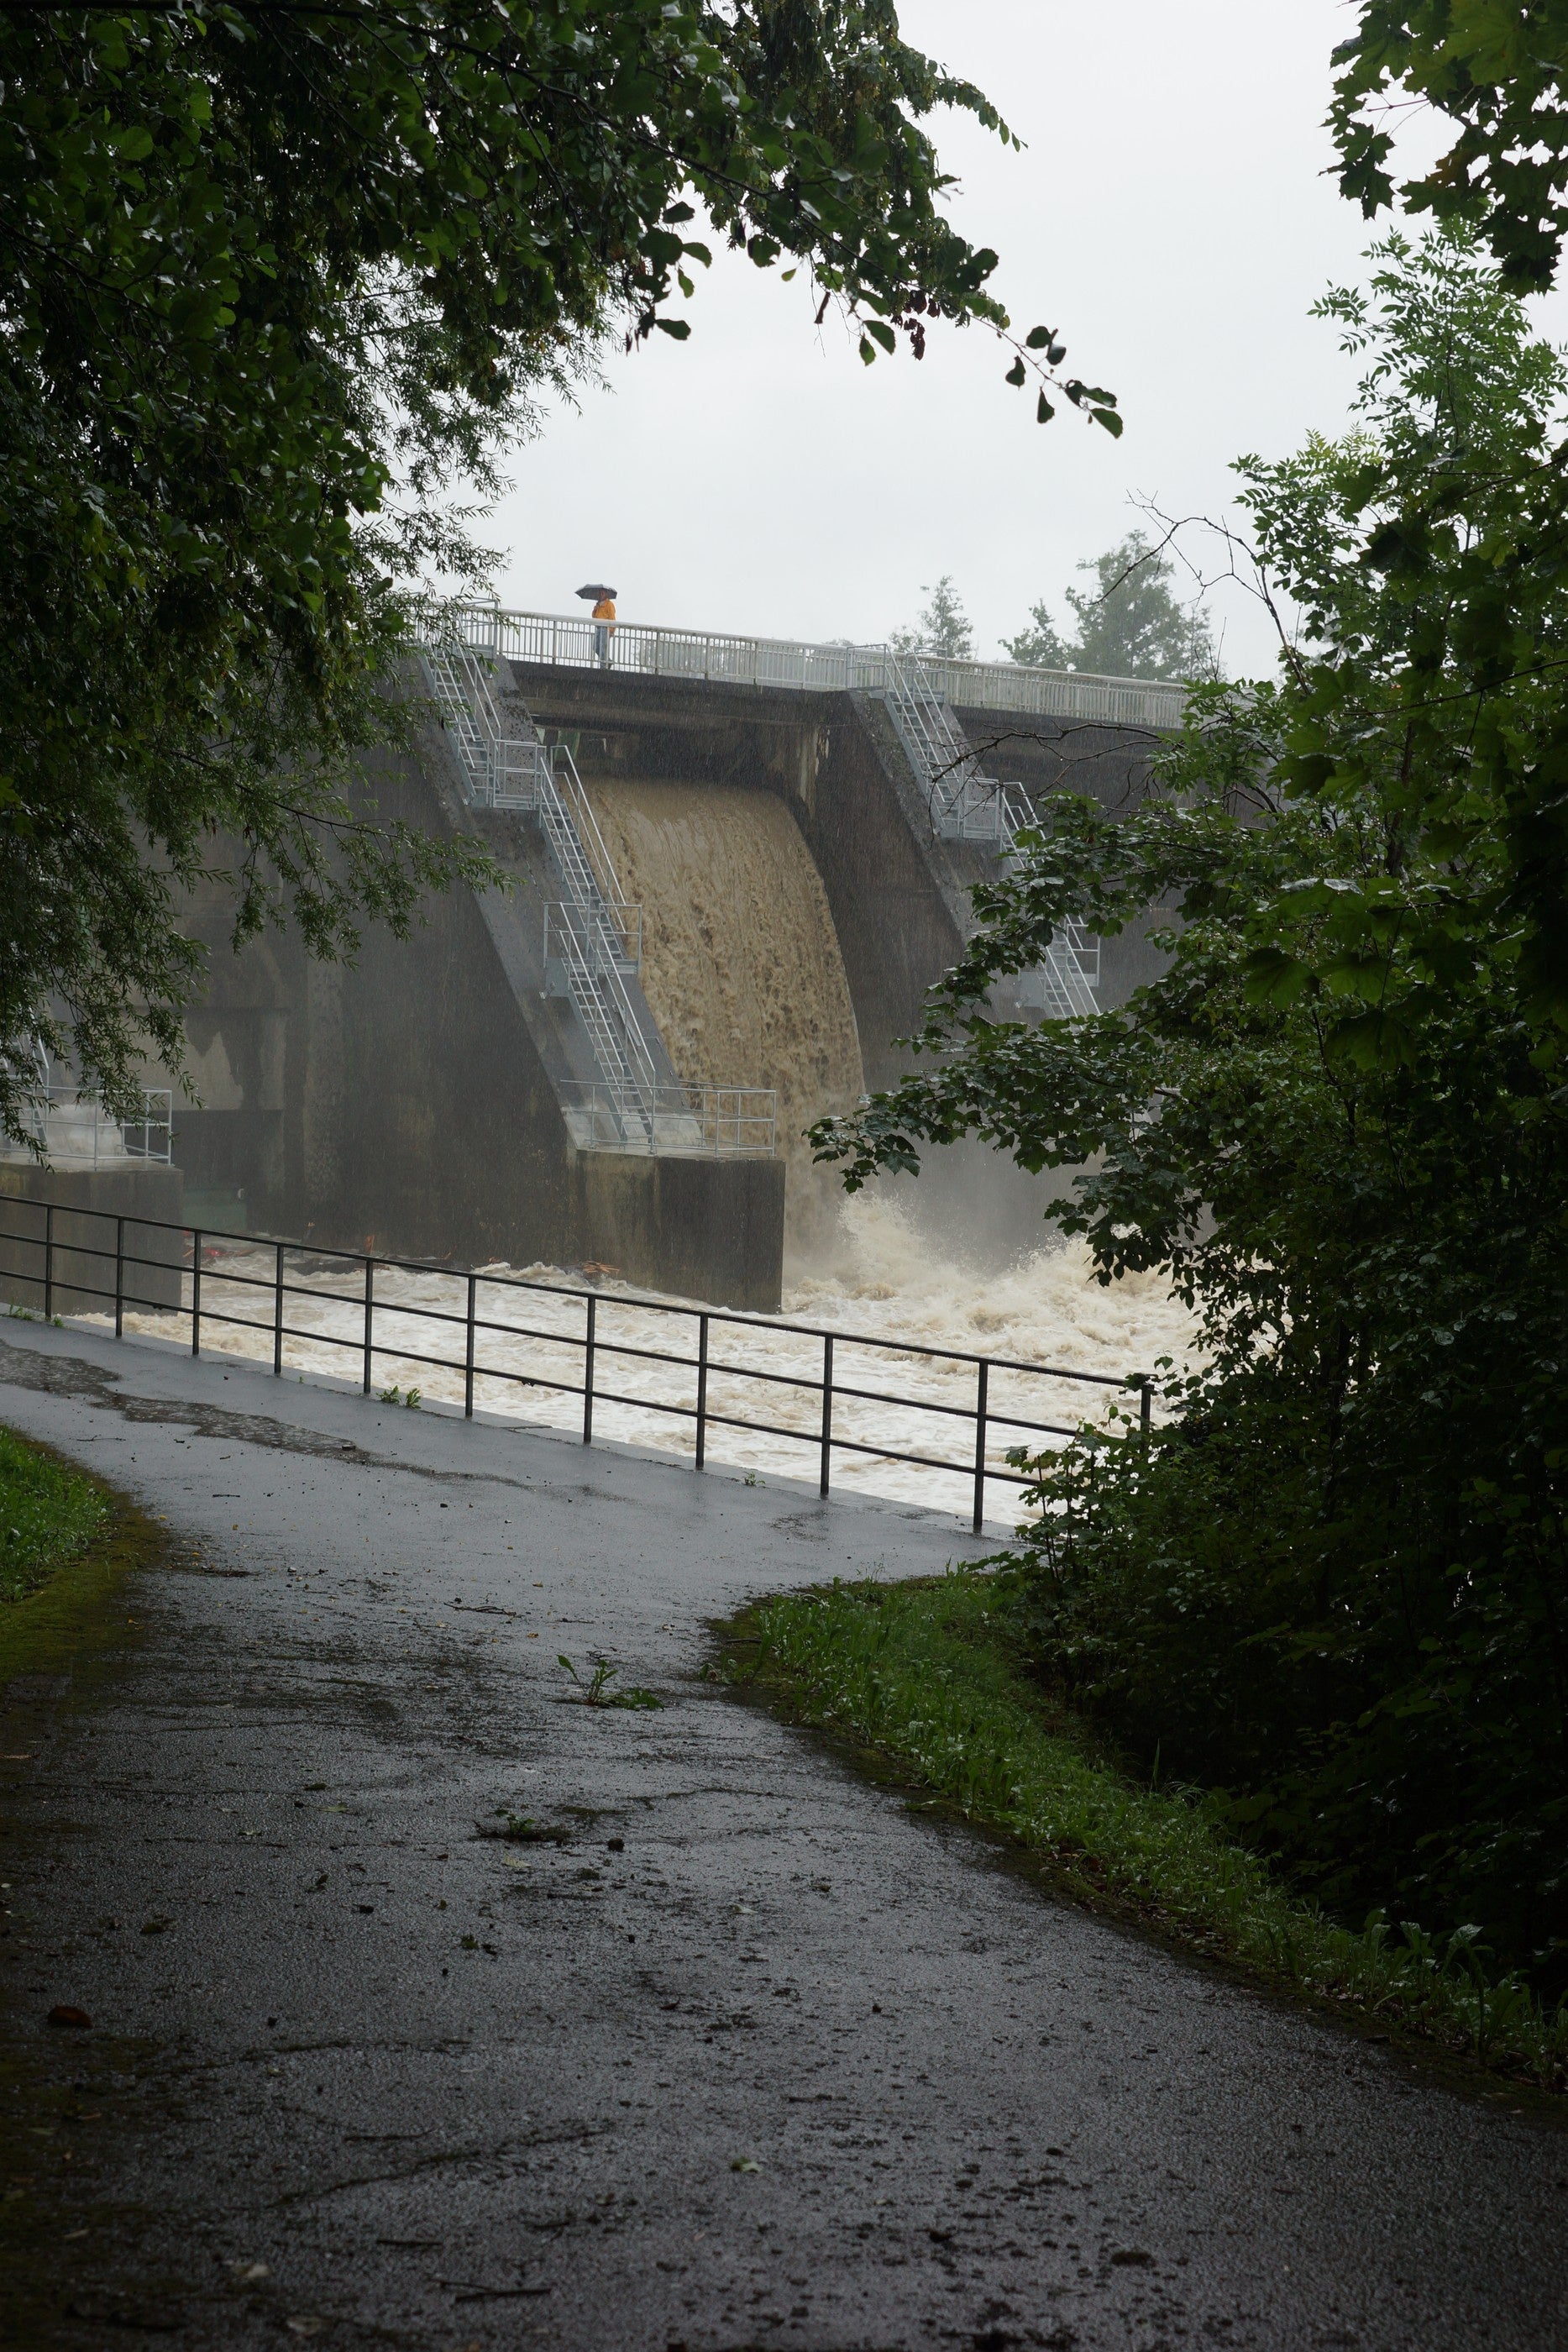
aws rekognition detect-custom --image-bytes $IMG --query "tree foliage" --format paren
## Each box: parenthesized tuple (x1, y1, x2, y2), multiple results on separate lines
(891, 575, 975, 660)
(0, 1, 1068, 1139)
(1333, 1, 1568, 288)
(1003, 530, 1220, 680)
(811, 233, 1568, 1981)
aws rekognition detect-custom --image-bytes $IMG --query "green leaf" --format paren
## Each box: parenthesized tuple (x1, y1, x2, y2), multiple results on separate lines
(1025, 325, 1051, 349)
(1036, 391, 1055, 423)
(1242, 948, 1311, 1006)
(1004, 357, 1026, 386)
(864, 318, 896, 354)
(654, 317, 691, 339)
(1324, 1007, 1417, 1068)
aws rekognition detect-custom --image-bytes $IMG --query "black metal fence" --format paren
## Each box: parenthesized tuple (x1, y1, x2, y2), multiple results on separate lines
(0, 1198, 1151, 1532)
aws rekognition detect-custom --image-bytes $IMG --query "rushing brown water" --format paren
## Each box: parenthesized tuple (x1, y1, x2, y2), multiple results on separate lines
(585, 778, 864, 1239)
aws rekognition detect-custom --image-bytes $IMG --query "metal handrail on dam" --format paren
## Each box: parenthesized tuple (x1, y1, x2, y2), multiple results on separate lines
(452, 603, 1188, 732)
(6, 1200, 1153, 1534)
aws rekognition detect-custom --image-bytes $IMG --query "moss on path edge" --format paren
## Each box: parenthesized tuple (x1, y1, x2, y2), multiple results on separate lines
(0, 1426, 166, 2339)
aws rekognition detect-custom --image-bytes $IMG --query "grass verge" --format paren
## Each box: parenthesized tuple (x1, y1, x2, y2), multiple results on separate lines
(0, 1423, 154, 1688)
(724, 1567, 1568, 2094)
(0, 1422, 110, 1606)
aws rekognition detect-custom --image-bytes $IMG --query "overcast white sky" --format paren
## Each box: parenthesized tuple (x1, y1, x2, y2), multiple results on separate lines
(480, 1, 1544, 677)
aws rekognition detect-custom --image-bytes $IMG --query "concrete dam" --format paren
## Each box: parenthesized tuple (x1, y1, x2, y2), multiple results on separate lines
(171, 612, 1181, 1311)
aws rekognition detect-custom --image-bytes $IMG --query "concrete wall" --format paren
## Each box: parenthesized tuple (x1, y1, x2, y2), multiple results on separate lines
(0, 1164, 186, 1316)
(169, 730, 785, 1310)
(164, 665, 1163, 1306)
(517, 665, 1169, 1074)
(505, 664, 1169, 1267)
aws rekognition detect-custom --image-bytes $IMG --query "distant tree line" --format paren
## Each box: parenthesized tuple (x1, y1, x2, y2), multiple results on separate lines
(893, 535, 1220, 681)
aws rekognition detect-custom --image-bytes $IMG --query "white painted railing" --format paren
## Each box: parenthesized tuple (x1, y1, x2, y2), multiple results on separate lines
(557, 1082, 778, 1159)
(0, 1086, 175, 1168)
(452, 605, 1188, 732)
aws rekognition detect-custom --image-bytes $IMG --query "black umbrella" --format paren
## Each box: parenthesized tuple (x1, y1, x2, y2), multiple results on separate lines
(575, 583, 618, 601)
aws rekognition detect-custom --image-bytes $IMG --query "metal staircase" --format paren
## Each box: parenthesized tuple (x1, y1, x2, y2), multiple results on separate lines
(416, 638, 774, 1157)
(418, 640, 550, 805)
(883, 655, 1099, 1021)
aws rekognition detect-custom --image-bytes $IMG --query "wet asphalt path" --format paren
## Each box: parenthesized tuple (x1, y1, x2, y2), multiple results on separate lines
(0, 1319, 1565, 2352)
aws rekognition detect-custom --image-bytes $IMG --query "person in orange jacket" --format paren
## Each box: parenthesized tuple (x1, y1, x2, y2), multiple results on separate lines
(592, 593, 616, 668)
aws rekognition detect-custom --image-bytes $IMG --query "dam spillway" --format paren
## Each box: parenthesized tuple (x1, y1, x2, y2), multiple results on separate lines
(167, 616, 1176, 1310)
(582, 779, 865, 1234)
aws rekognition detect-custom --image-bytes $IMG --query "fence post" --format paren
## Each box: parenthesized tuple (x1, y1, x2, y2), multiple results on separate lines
(695, 1311, 709, 1471)
(583, 1294, 596, 1444)
(191, 1228, 202, 1357)
(43, 1203, 54, 1321)
(819, 1333, 833, 1499)
(273, 1242, 285, 1376)
(1140, 1380, 1152, 1447)
(464, 1272, 476, 1419)
(973, 1359, 989, 1535)
(362, 1258, 375, 1394)
(114, 1216, 124, 1339)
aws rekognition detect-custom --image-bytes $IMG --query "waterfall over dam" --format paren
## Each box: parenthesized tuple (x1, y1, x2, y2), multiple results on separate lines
(582, 779, 864, 1236)
(161, 636, 1172, 1310)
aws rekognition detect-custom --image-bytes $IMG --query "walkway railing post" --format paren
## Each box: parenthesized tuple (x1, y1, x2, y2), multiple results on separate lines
(11, 1191, 1157, 1530)
(695, 1311, 709, 1471)
(973, 1359, 989, 1534)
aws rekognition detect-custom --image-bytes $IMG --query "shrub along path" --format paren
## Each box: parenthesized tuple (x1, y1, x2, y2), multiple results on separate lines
(0, 1317, 1563, 2350)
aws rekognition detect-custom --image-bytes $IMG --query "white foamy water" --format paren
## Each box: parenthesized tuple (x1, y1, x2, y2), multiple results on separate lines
(89, 1196, 1197, 1529)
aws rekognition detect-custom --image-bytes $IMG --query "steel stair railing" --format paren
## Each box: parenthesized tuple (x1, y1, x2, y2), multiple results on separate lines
(417, 643, 546, 806)
(884, 654, 1011, 843)
(884, 659, 1099, 1020)
(416, 633, 738, 1152)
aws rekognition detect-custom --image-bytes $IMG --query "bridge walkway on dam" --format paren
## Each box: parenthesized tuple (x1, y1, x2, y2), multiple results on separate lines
(2, 1315, 1562, 2351)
